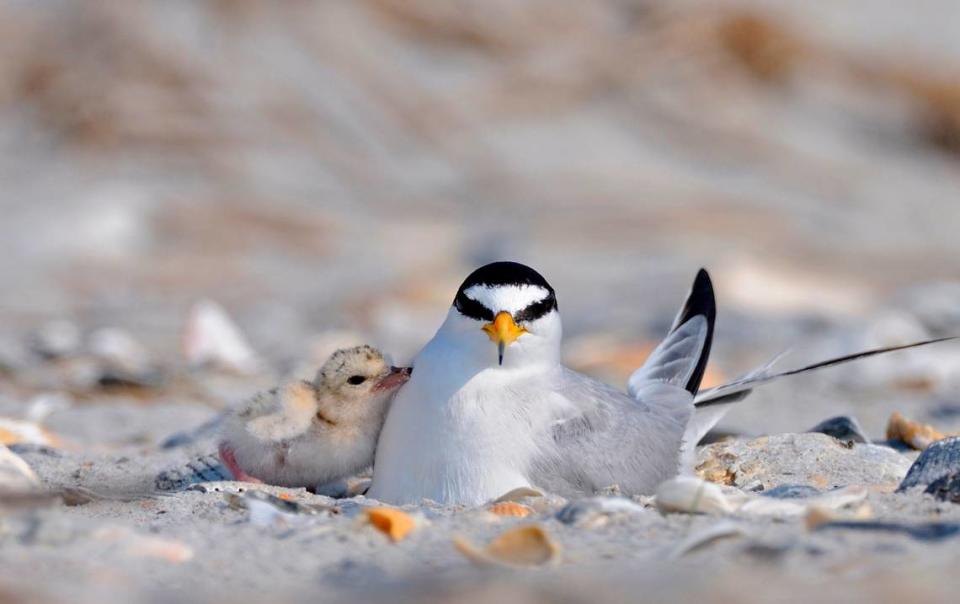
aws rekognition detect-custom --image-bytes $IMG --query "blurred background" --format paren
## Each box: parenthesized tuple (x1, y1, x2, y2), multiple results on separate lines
(2, 0, 960, 438)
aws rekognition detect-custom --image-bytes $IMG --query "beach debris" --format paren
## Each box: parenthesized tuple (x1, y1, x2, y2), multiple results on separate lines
(655, 476, 744, 515)
(493, 486, 544, 503)
(155, 453, 232, 491)
(93, 526, 194, 563)
(812, 520, 960, 543)
(364, 507, 416, 542)
(87, 327, 153, 376)
(655, 476, 868, 517)
(454, 525, 559, 568)
(28, 320, 82, 359)
(226, 490, 336, 526)
(897, 436, 960, 497)
(886, 411, 948, 450)
(668, 521, 746, 559)
(556, 497, 647, 527)
(759, 484, 823, 499)
(0, 444, 41, 491)
(804, 501, 874, 530)
(183, 299, 262, 374)
(696, 433, 911, 490)
(0, 417, 60, 448)
(24, 393, 72, 424)
(923, 473, 960, 504)
(488, 502, 533, 518)
(808, 415, 869, 445)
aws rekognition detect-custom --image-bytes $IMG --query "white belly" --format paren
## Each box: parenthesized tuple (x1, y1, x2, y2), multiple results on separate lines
(369, 367, 542, 505)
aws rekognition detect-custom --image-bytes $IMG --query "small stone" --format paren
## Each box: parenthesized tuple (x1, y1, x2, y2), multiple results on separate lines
(28, 320, 81, 359)
(760, 485, 822, 499)
(924, 472, 960, 503)
(183, 299, 262, 374)
(808, 415, 869, 445)
(364, 507, 416, 542)
(556, 497, 646, 527)
(898, 436, 960, 492)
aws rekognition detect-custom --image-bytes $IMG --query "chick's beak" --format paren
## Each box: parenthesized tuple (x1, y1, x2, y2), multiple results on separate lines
(374, 366, 412, 392)
(482, 311, 527, 365)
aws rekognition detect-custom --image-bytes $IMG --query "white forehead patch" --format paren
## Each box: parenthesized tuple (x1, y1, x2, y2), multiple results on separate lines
(463, 284, 550, 315)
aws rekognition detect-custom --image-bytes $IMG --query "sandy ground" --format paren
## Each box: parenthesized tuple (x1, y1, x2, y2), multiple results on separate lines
(3, 1, 960, 602)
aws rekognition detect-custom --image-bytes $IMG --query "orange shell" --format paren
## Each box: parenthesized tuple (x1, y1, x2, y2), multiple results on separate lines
(487, 502, 532, 517)
(365, 507, 415, 542)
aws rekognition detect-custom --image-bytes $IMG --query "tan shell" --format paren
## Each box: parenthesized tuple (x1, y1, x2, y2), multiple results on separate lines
(454, 525, 558, 567)
(487, 502, 532, 517)
(886, 411, 947, 450)
(364, 507, 416, 542)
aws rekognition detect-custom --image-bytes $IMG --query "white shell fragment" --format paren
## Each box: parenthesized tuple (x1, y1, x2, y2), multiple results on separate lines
(668, 521, 746, 559)
(0, 444, 41, 491)
(655, 476, 868, 517)
(183, 299, 262, 374)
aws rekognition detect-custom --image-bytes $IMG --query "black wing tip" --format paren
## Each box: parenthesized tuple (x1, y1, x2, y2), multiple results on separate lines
(679, 267, 716, 395)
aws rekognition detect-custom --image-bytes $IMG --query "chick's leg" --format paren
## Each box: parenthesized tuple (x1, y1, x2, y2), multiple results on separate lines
(218, 442, 263, 484)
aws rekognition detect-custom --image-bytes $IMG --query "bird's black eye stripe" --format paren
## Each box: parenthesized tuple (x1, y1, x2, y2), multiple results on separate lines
(513, 292, 558, 323)
(347, 375, 366, 385)
(454, 291, 494, 321)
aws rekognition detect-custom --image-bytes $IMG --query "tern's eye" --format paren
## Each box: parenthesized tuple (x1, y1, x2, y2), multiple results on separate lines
(347, 375, 367, 385)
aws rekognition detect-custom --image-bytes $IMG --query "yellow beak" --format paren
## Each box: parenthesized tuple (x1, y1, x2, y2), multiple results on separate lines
(482, 311, 527, 365)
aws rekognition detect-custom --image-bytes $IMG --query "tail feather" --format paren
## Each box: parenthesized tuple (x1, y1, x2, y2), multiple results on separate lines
(629, 269, 716, 397)
(695, 336, 958, 409)
(155, 452, 233, 491)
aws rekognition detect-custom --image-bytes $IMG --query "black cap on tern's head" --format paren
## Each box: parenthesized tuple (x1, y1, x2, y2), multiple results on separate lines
(451, 261, 560, 365)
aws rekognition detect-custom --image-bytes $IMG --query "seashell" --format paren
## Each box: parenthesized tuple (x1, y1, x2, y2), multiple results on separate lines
(759, 484, 822, 499)
(668, 521, 745, 559)
(0, 444, 41, 491)
(804, 502, 873, 530)
(0, 417, 60, 447)
(655, 476, 745, 515)
(898, 436, 960, 492)
(454, 525, 558, 568)
(808, 415, 869, 445)
(886, 411, 947, 450)
(182, 299, 262, 374)
(488, 502, 532, 517)
(492, 486, 544, 503)
(364, 507, 416, 542)
(87, 327, 152, 375)
(93, 527, 193, 563)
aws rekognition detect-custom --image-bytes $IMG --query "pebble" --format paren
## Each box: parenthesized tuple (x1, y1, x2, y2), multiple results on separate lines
(183, 299, 262, 374)
(28, 320, 82, 359)
(808, 415, 869, 445)
(897, 436, 960, 493)
(556, 497, 647, 527)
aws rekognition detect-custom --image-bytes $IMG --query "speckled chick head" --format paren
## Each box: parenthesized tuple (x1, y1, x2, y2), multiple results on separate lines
(313, 345, 408, 424)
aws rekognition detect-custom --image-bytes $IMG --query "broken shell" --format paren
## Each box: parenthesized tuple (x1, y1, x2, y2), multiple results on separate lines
(492, 486, 544, 503)
(364, 507, 415, 542)
(886, 411, 946, 450)
(668, 521, 745, 559)
(487, 502, 532, 517)
(0, 417, 60, 447)
(454, 525, 558, 568)
(655, 476, 744, 515)
(0, 444, 41, 491)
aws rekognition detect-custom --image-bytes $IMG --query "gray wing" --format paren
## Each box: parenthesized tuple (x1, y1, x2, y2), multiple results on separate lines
(528, 367, 693, 497)
(529, 270, 717, 497)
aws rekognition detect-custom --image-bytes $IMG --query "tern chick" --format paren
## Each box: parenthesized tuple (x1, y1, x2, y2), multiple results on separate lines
(218, 345, 411, 489)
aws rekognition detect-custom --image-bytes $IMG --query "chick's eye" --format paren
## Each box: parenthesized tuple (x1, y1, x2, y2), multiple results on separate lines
(347, 375, 366, 386)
